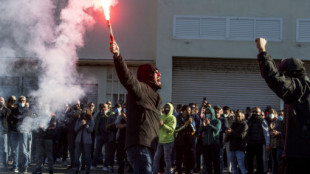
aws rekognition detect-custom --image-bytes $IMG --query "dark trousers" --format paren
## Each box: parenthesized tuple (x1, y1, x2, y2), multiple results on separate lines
(116, 142, 126, 174)
(278, 157, 310, 174)
(92, 137, 106, 166)
(195, 141, 203, 170)
(67, 132, 76, 166)
(34, 139, 53, 172)
(75, 143, 91, 173)
(175, 135, 196, 174)
(246, 144, 264, 174)
(104, 141, 116, 167)
(202, 143, 220, 174)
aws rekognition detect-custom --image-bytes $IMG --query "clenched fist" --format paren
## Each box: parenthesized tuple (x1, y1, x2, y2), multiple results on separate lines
(255, 38, 267, 53)
(110, 41, 120, 56)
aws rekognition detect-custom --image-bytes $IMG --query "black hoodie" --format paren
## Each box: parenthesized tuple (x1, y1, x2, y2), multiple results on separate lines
(113, 54, 162, 151)
(258, 52, 310, 159)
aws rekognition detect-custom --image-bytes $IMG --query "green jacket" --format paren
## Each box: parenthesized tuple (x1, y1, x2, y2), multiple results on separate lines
(198, 107, 221, 146)
(159, 103, 176, 143)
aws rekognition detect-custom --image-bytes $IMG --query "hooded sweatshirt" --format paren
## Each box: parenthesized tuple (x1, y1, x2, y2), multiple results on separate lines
(159, 103, 176, 144)
(199, 107, 221, 146)
(113, 54, 162, 151)
(258, 52, 310, 159)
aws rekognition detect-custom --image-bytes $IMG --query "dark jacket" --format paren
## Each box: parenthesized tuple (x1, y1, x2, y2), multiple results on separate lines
(258, 52, 310, 158)
(246, 115, 270, 145)
(38, 115, 57, 140)
(113, 54, 162, 151)
(74, 118, 94, 145)
(198, 107, 221, 146)
(174, 114, 195, 146)
(0, 107, 11, 133)
(8, 106, 31, 132)
(65, 107, 81, 134)
(225, 120, 248, 151)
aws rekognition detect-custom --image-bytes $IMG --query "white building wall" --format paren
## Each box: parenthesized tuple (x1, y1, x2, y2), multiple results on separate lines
(157, 0, 310, 104)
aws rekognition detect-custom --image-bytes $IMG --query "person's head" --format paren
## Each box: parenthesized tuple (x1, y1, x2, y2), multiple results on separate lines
(182, 105, 191, 117)
(213, 105, 222, 118)
(74, 100, 80, 110)
(18, 96, 27, 108)
(0, 96, 5, 108)
(8, 95, 16, 106)
(103, 103, 108, 113)
(205, 107, 215, 119)
(106, 101, 112, 110)
(88, 102, 95, 111)
(223, 106, 230, 116)
(268, 108, 277, 121)
(235, 109, 244, 122)
(137, 64, 161, 91)
(278, 57, 306, 78)
(252, 107, 262, 117)
(114, 104, 122, 115)
(163, 103, 173, 116)
(81, 108, 93, 121)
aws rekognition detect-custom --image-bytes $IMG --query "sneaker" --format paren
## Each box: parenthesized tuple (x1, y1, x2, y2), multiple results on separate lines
(21, 167, 28, 173)
(11, 168, 19, 173)
(90, 166, 96, 170)
(102, 166, 109, 172)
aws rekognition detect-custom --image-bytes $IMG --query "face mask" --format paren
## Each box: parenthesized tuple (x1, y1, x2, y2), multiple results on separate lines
(205, 114, 211, 119)
(19, 103, 25, 108)
(278, 116, 284, 121)
(269, 114, 275, 119)
(223, 114, 228, 118)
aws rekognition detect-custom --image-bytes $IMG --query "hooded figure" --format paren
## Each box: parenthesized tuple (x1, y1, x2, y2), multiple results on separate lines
(256, 38, 310, 173)
(199, 107, 221, 146)
(159, 103, 176, 144)
(110, 41, 162, 174)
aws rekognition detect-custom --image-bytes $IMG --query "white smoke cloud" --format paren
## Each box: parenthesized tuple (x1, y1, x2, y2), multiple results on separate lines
(0, 0, 118, 132)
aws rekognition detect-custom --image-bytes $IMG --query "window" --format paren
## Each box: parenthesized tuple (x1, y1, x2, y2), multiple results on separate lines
(297, 19, 310, 42)
(173, 16, 282, 41)
(106, 66, 138, 104)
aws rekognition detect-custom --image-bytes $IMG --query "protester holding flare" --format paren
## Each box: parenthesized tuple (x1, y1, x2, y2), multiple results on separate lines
(109, 41, 162, 174)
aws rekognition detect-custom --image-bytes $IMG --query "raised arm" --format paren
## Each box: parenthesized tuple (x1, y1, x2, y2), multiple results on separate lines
(109, 41, 143, 97)
(255, 38, 298, 102)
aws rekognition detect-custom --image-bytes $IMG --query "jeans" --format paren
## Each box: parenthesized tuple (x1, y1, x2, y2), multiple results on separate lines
(153, 142, 174, 174)
(10, 131, 29, 169)
(92, 136, 106, 166)
(229, 151, 246, 174)
(0, 133, 8, 167)
(126, 146, 154, 174)
(75, 143, 92, 173)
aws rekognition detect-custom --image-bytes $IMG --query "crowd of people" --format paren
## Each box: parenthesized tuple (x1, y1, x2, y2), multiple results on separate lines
(0, 94, 286, 174)
(0, 38, 309, 174)
(0, 96, 130, 174)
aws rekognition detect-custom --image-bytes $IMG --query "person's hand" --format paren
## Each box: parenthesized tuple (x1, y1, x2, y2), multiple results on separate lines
(271, 130, 279, 136)
(81, 119, 87, 125)
(203, 118, 210, 126)
(189, 117, 193, 124)
(110, 41, 120, 56)
(160, 120, 164, 126)
(265, 145, 270, 152)
(226, 128, 232, 134)
(255, 38, 267, 53)
(184, 120, 190, 127)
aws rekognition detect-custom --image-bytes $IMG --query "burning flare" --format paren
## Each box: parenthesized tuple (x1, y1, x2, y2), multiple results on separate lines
(101, 0, 114, 41)
(101, 0, 111, 20)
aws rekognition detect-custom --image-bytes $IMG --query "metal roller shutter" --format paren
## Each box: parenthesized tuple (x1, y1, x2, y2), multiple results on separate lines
(172, 57, 281, 111)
